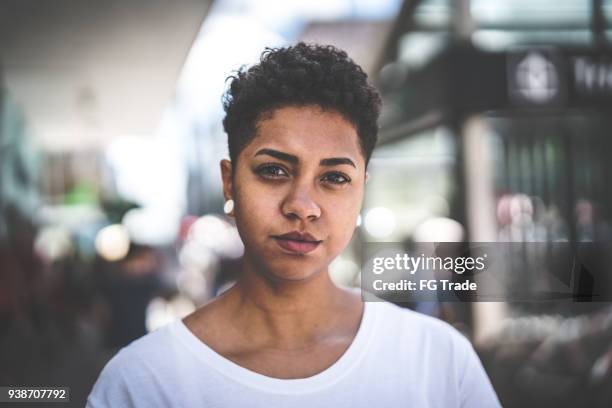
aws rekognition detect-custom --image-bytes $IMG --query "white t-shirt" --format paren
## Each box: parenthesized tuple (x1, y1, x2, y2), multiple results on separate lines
(87, 300, 501, 407)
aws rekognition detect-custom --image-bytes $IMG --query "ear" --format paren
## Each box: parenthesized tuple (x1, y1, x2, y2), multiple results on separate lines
(220, 159, 233, 201)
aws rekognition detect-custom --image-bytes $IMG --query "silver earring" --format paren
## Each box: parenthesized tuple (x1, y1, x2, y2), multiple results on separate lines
(356, 214, 362, 227)
(223, 199, 234, 215)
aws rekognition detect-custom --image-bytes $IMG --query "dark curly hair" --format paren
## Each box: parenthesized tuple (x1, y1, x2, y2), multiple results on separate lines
(222, 42, 382, 168)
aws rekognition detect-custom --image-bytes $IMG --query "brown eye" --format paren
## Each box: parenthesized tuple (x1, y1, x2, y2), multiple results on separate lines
(322, 172, 351, 185)
(257, 164, 289, 179)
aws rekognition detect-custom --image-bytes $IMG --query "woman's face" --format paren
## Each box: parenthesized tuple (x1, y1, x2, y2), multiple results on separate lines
(221, 105, 367, 282)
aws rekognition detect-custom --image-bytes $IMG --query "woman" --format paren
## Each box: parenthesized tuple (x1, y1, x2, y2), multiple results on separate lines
(87, 43, 501, 407)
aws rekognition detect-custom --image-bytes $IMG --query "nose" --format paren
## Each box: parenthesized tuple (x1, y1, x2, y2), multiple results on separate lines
(281, 184, 321, 221)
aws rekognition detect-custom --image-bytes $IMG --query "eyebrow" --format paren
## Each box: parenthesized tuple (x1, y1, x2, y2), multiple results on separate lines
(254, 148, 357, 168)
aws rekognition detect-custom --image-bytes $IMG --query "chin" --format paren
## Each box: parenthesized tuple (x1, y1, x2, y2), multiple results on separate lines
(268, 271, 317, 282)
(265, 260, 325, 282)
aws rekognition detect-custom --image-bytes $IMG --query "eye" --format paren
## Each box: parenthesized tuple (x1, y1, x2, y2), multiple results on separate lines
(321, 172, 351, 185)
(256, 164, 289, 179)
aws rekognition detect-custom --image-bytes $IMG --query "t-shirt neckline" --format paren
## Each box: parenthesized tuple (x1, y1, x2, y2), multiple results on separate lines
(171, 299, 377, 394)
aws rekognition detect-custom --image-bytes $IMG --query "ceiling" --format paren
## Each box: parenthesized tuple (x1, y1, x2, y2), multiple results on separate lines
(0, 0, 213, 152)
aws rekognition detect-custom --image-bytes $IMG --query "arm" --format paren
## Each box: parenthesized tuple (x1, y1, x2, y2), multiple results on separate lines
(86, 352, 136, 408)
(458, 337, 502, 408)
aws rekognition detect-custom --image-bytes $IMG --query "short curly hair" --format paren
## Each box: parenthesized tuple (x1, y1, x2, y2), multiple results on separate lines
(222, 42, 382, 168)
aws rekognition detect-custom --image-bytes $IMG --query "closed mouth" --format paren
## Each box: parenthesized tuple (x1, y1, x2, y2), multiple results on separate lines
(272, 232, 322, 254)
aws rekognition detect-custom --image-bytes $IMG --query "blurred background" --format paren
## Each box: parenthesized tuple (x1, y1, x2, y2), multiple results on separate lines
(2, 0, 612, 406)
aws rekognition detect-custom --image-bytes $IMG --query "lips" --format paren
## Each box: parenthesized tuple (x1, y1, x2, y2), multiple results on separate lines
(272, 231, 322, 255)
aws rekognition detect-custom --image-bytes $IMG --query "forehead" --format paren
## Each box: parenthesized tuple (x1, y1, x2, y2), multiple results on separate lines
(243, 106, 363, 166)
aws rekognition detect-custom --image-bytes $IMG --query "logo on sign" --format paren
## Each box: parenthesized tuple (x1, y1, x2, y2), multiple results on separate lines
(514, 52, 559, 103)
(508, 50, 565, 106)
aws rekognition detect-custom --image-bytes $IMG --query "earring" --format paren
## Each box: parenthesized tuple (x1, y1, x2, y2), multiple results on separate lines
(223, 199, 234, 215)
(356, 214, 362, 227)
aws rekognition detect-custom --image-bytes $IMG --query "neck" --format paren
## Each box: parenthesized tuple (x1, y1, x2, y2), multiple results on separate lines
(222, 254, 358, 350)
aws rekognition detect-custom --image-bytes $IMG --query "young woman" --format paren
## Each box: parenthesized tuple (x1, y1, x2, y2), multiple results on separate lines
(87, 43, 501, 407)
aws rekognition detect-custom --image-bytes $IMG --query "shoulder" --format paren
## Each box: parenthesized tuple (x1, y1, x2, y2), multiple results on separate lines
(111, 321, 182, 369)
(365, 301, 501, 406)
(367, 300, 474, 363)
(86, 321, 182, 408)
(370, 300, 466, 340)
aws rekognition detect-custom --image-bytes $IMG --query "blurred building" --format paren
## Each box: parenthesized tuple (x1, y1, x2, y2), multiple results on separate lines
(363, 1, 612, 406)
(0, 2, 213, 407)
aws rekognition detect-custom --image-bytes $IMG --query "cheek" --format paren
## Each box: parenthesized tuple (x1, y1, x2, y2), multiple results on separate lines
(332, 208, 358, 239)
(325, 193, 363, 242)
(233, 185, 279, 237)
